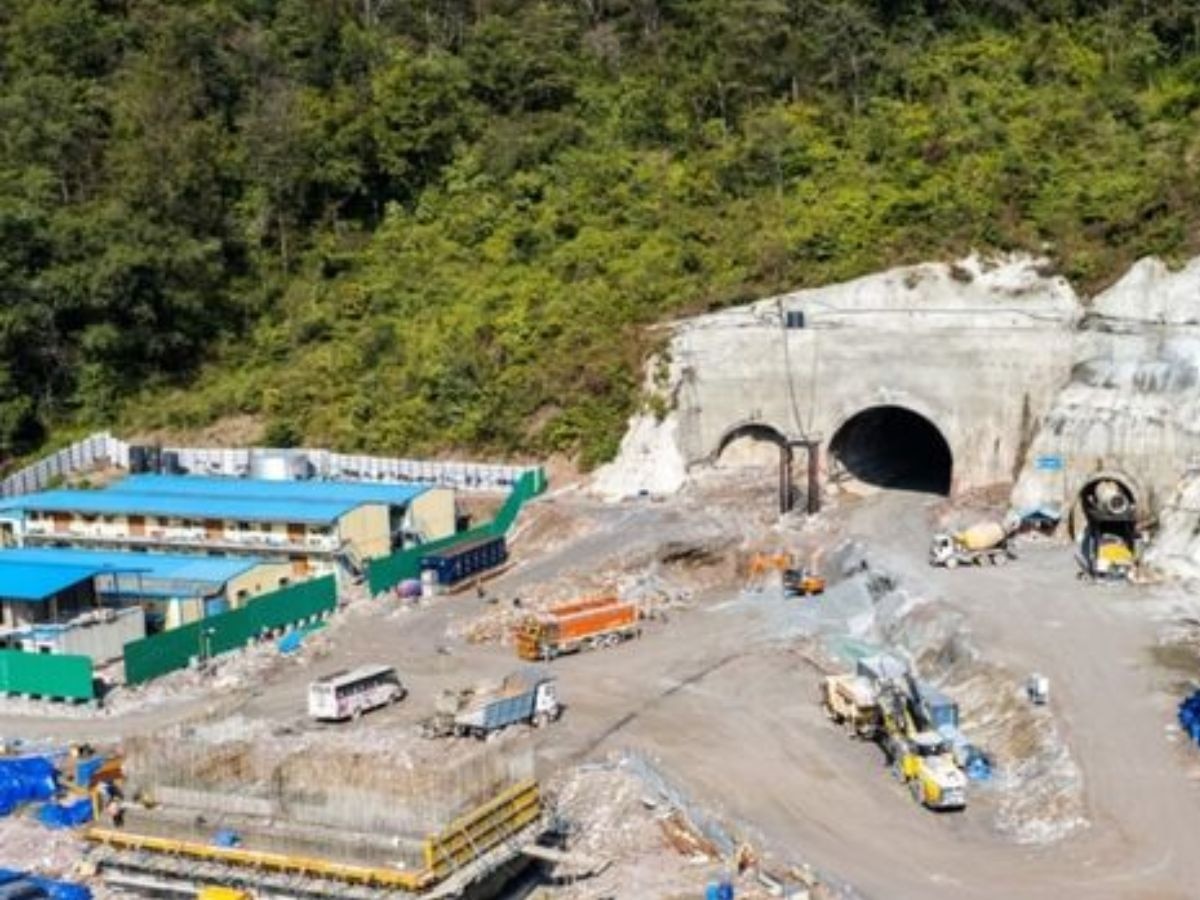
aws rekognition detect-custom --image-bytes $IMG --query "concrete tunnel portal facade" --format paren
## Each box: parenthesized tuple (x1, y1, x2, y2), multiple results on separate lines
(714, 405, 954, 502)
(667, 266, 1079, 504)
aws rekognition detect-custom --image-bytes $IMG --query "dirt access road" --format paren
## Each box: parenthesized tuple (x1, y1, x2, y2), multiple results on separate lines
(496, 490, 1200, 900)
(3, 488, 1199, 899)
(319, 490, 1200, 899)
(561, 489, 1200, 900)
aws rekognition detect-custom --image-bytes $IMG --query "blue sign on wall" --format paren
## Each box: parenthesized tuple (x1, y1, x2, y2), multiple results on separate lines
(1035, 454, 1064, 471)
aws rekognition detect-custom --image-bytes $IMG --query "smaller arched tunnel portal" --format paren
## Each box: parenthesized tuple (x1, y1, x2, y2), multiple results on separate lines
(715, 423, 789, 469)
(1070, 474, 1139, 543)
(829, 405, 953, 495)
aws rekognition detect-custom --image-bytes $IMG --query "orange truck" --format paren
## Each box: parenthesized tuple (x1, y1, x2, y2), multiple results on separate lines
(515, 597, 641, 661)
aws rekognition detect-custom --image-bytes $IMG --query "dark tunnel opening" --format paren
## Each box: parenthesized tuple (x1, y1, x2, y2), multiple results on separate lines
(829, 406, 953, 495)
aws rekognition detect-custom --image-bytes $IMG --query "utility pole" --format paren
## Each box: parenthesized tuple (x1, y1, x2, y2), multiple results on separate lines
(780, 438, 821, 516)
(778, 444, 793, 516)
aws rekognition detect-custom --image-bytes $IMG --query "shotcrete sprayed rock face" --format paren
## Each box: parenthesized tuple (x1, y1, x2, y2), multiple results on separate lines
(829, 405, 953, 495)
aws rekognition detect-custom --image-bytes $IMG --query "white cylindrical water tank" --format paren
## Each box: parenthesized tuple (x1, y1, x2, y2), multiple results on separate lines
(250, 450, 311, 481)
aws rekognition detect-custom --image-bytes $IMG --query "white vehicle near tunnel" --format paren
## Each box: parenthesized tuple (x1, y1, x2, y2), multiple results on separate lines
(929, 518, 1018, 569)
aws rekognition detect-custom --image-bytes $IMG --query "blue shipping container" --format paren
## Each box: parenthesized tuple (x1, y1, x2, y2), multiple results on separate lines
(420, 536, 507, 586)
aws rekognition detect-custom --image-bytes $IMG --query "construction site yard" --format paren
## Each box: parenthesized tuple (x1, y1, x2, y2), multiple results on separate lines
(5, 468, 1200, 899)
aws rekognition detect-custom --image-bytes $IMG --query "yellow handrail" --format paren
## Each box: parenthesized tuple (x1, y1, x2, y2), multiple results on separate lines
(84, 828, 432, 890)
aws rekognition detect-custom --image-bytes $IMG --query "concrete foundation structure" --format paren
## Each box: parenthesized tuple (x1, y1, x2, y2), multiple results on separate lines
(122, 734, 536, 869)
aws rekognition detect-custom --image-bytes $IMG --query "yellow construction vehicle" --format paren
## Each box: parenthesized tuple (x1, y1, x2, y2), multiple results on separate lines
(825, 654, 967, 811)
(748, 552, 825, 595)
(1083, 533, 1136, 581)
(783, 566, 826, 597)
(198, 889, 252, 900)
(875, 682, 966, 811)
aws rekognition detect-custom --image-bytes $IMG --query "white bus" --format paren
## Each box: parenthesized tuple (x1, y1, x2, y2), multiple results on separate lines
(307, 665, 406, 721)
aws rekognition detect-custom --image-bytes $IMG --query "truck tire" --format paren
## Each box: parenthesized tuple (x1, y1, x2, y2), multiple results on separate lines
(532, 713, 549, 729)
(910, 779, 925, 806)
(994, 552, 1008, 567)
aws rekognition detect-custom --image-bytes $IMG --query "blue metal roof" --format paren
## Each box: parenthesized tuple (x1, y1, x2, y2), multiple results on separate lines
(0, 548, 262, 585)
(0, 560, 103, 602)
(109, 474, 430, 506)
(0, 489, 360, 525)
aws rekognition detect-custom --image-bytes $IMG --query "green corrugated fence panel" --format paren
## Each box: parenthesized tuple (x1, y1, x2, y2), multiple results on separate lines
(0, 649, 94, 701)
(367, 467, 547, 595)
(123, 621, 204, 685)
(245, 575, 337, 633)
(491, 470, 541, 533)
(124, 575, 338, 685)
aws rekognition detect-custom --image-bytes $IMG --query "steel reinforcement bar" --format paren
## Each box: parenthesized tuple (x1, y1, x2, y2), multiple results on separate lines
(85, 778, 543, 893)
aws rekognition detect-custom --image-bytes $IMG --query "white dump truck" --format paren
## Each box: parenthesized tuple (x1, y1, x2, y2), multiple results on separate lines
(929, 519, 1016, 568)
(423, 669, 560, 739)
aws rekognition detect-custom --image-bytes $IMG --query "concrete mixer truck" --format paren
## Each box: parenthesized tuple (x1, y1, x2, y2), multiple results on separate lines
(929, 518, 1017, 568)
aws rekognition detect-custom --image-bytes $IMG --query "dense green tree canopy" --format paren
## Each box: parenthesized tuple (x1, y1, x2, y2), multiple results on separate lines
(3, 0, 1200, 465)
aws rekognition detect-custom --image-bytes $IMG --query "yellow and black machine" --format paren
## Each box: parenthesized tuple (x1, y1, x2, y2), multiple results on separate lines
(875, 682, 966, 811)
(823, 655, 967, 812)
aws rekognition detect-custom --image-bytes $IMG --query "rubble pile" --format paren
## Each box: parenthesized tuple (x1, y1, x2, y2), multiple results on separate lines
(549, 756, 832, 900)
(0, 818, 135, 898)
(452, 536, 732, 645)
(876, 584, 1087, 844)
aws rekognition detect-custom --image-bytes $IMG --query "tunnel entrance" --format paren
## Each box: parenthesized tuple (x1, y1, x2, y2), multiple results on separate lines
(1071, 476, 1139, 579)
(829, 406, 952, 495)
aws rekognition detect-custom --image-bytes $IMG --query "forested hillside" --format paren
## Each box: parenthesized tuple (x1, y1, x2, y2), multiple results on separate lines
(4, 1, 1200, 465)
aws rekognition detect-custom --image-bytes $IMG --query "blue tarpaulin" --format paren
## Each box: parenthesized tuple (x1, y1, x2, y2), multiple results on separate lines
(276, 630, 303, 655)
(1178, 690, 1200, 745)
(72, 757, 105, 788)
(0, 758, 57, 816)
(36, 797, 93, 830)
(966, 755, 993, 781)
(0, 870, 91, 900)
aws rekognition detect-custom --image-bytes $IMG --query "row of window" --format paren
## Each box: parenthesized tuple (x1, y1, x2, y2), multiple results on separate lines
(32, 512, 333, 536)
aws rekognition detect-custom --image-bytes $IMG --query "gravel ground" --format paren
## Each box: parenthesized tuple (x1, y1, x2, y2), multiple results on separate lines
(2, 477, 1200, 898)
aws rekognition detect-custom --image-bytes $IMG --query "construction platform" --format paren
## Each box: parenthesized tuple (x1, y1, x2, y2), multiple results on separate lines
(87, 779, 544, 899)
